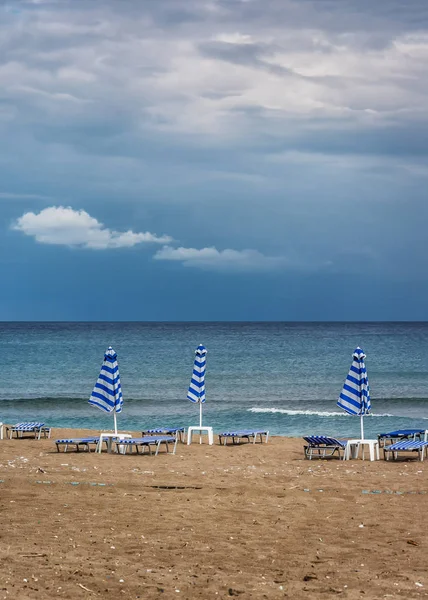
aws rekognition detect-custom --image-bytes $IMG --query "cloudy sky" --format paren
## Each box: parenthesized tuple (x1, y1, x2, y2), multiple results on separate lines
(1, 0, 427, 320)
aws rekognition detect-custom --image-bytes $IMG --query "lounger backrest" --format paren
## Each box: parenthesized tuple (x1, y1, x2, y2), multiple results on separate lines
(304, 436, 343, 446)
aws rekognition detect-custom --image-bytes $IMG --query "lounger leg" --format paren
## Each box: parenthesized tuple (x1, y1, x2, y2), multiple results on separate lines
(173, 437, 178, 455)
(155, 441, 161, 456)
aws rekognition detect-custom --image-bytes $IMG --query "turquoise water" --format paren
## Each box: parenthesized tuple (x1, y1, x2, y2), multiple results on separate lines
(2, 322, 428, 437)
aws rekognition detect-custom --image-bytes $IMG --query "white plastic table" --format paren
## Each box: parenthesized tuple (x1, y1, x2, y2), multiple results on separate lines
(187, 426, 214, 445)
(344, 439, 380, 461)
(96, 433, 132, 454)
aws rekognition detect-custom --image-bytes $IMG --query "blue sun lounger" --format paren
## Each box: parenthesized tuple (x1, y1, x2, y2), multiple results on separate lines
(141, 427, 185, 443)
(383, 440, 428, 462)
(55, 437, 102, 453)
(115, 435, 177, 456)
(7, 422, 51, 440)
(378, 429, 427, 448)
(303, 436, 348, 460)
(218, 430, 269, 445)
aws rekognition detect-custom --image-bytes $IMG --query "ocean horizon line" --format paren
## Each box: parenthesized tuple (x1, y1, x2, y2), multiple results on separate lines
(2, 320, 428, 324)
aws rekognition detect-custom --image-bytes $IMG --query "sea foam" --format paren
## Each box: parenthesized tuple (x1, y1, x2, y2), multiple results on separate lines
(248, 407, 394, 417)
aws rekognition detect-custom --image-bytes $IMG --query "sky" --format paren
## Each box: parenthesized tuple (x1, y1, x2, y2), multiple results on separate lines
(0, 0, 428, 321)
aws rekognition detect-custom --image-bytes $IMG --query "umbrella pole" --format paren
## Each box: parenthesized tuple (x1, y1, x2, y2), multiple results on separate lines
(360, 414, 364, 441)
(113, 410, 118, 435)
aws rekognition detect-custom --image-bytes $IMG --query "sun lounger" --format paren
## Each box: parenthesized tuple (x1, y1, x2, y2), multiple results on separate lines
(141, 427, 185, 443)
(55, 438, 101, 453)
(383, 440, 428, 462)
(303, 436, 348, 460)
(7, 422, 51, 440)
(218, 430, 269, 445)
(115, 435, 177, 456)
(378, 429, 427, 448)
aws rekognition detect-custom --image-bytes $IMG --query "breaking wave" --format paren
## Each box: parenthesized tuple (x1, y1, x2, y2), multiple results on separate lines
(248, 407, 394, 417)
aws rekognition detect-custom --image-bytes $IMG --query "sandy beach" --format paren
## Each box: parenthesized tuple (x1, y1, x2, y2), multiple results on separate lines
(0, 429, 427, 600)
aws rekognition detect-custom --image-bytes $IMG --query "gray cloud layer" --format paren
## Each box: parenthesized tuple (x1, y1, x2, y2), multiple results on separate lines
(1, 0, 427, 282)
(2, 0, 428, 151)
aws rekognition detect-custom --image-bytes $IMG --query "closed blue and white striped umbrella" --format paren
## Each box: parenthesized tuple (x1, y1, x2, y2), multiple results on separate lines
(187, 344, 207, 426)
(337, 347, 371, 439)
(89, 346, 123, 433)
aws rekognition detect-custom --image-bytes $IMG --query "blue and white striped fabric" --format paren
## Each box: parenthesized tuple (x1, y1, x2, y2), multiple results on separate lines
(187, 344, 207, 403)
(337, 347, 371, 416)
(385, 440, 428, 452)
(88, 347, 123, 414)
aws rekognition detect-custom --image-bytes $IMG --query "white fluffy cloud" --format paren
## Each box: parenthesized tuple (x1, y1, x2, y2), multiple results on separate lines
(153, 245, 286, 271)
(13, 206, 172, 249)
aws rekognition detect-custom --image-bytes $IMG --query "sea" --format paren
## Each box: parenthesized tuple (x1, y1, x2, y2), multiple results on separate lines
(2, 322, 428, 438)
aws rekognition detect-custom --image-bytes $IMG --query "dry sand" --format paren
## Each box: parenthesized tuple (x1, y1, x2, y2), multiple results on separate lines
(0, 428, 427, 600)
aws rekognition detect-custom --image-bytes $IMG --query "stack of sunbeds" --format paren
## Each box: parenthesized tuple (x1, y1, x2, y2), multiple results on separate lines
(218, 429, 269, 445)
(303, 436, 348, 460)
(303, 429, 428, 461)
(7, 422, 51, 440)
(115, 435, 177, 455)
(55, 437, 101, 453)
(141, 427, 185, 443)
(380, 429, 428, 461)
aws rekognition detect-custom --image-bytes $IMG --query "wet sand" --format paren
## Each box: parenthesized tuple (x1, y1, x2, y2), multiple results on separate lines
(0, 429, 427, 599)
